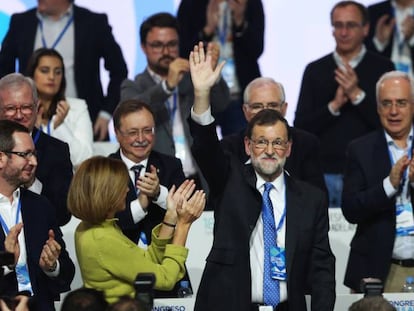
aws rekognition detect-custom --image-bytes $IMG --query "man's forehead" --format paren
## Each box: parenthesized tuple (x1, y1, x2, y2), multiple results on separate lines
(0, 84, 34, 105)
(13, 131, 34, 147)
(252, 122, 287, 137)
(249, 85, 282, 102)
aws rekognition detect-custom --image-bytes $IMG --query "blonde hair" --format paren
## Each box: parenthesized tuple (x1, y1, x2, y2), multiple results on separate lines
(67, 156, 129, 224)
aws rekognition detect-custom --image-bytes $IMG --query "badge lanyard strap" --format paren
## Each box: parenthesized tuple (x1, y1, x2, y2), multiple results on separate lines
(392, 7, 414, 56)
(0, 199, 21, 235)
(266, 190, 287, 246)
(33, 129, 41, 145)
(166, 93, 177, 126)
(387, 133, 414, 198)
(217, 4, 229, 47)
(38, 15, 74, 49)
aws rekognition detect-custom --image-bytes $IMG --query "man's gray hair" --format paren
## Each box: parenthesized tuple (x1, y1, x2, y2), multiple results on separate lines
(0, 73, 38, 106)
(243, 77, 286, 104)
(376, 70, 414, 105)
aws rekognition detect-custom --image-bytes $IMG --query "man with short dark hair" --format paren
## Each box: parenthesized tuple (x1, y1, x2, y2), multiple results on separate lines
(295, 0, 395, 207)
(0, 0, 128, 140)
(0, 119, 74, 311)
(121, 12, 229, 191)
(221, 77, 327, 193)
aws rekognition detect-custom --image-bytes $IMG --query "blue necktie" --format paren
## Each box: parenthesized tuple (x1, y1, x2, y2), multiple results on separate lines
(262, 182, 280, 307)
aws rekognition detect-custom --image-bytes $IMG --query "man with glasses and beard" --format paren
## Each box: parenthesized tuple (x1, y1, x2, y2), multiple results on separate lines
(121, 12, 229, 192)
(0, 119, 74, 310)
(188, 42, 335, 311)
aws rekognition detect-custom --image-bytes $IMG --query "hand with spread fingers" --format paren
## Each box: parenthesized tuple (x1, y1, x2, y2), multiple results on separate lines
(39, 229, 61, 272)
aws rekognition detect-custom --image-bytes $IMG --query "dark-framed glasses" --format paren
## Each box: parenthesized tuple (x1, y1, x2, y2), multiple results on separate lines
(2, 150, 37, 159)
(146, 40, 179, 52)
(379, 99, 410, 110)
(250, 138, 289, 150)
(2, 104, 35, 117)
(247, 102, 284, 111)
(332, 21, 363, 31)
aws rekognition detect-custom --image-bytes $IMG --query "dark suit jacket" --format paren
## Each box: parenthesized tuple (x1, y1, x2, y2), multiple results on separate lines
(0, 188, 75, 311)
(220, 127, 327, 194)
(109, 150, 186, 298)
(121, 70, 229, 158)
(294, 51, 395, 174)
(190, 120, 335, 311)
(341, 129, 412, 291)
(109, 150, 185, 243)
(33, 128, 73, 226)
(177, 0, 264, 91)
(365, 1, 414, 65)
(0, 5, 127, 121)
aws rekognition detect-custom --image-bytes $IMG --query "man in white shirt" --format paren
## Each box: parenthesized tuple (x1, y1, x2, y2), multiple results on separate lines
(0, 119, 74, 310)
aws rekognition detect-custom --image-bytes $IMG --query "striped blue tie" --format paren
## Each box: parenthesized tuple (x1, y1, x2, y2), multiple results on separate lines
(262, 182, 280, 307)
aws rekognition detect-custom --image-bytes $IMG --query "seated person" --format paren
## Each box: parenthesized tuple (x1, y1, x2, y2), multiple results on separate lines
(67, 156, 205, 303)
(26, 48, 93, 168)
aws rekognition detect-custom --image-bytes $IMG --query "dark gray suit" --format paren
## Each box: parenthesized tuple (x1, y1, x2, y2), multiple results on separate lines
(121, 70, 230, 158)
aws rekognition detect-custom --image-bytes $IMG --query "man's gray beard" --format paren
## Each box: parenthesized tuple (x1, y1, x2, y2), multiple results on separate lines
(251, 156, 286, 180)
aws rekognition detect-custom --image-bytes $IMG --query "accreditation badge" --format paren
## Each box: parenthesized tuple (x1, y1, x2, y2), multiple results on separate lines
(270, 246, 286, 281)
(395, 55, 411, 74)
(15, 263, 33, 295)
(396, 202, 414, 236)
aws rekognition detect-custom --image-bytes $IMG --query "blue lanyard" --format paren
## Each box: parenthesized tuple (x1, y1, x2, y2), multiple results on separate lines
(386, 131, 414, 195)
(217, 4, 229, 47)
(392, 6, 414, 55)
(33, 129, 41, 145)
(166, 93, 177, 125)
(38, 15, 74, 49)
(0, 198, 21, 235)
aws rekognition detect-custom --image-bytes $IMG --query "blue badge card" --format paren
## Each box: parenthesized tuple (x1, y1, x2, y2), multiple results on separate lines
(270, 246, 286, 281)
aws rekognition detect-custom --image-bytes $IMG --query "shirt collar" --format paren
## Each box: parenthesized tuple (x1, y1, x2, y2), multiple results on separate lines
(384, 126, 414, 147)
(333, 45, 366, 69)
(37, 3, 73, 21)
(119, 149, 149, 171)
(0, 188, 21, 205)
(255, 170, 285, 193)
(146, 67, 164, 84)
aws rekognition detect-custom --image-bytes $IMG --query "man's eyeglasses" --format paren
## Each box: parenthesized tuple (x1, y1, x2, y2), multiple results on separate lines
(146, 40, 179, 53)
(379, 100, 411, 110)
(2, 104, 35, 117)
(247, 102, 285, 112)
(118, 127, 155, 139)
(332, 21, 363, 31)
(2, 150, 37, 159)
(250, 138, 289, 150)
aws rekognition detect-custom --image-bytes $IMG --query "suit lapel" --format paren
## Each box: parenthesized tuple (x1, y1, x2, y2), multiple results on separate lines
(373, 130, 392, 180)
(284, 175, 302, 276)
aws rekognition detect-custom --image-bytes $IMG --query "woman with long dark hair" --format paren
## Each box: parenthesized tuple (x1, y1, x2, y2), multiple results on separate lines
(26, 48, 93, 168)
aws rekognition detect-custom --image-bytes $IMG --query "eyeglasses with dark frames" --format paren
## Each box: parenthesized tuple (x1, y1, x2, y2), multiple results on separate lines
(2, 150, 37, 159)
